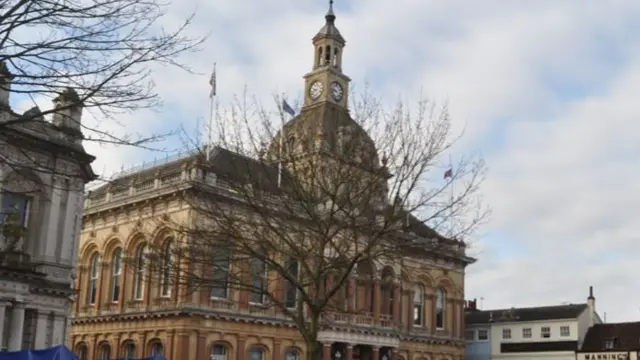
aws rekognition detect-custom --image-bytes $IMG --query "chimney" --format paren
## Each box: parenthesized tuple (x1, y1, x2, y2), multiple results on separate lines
(587, 285, 596, 326)
(0, 61, 14, 108)
(52, 87, 83, 143)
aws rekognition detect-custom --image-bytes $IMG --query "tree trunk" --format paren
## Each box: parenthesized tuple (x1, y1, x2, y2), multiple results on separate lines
(305, 340, 321, 360)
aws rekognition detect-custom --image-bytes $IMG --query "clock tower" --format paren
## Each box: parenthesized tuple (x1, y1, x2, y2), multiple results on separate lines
(303, 0, 350, 109)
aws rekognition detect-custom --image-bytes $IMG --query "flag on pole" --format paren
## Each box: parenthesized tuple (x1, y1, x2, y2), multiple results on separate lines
(209, 63, 217, 99)
(444, 168, 453, 180)
(282, 99, 295, 117)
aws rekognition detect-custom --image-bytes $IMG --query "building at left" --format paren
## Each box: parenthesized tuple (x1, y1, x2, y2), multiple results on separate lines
(0, 63, 97, 350)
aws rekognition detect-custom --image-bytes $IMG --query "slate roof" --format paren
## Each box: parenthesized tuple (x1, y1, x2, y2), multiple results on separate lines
(465, 303, 588, 325)
(580, 322, 640, 352)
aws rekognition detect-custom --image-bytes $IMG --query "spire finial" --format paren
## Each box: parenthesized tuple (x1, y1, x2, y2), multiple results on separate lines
(326, 0, 336, 23)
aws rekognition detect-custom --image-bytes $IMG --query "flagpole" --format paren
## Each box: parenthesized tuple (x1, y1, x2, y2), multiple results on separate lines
(206, 62, 216, 161)
(277, 93, 285, 188)
(448, 153, 454, 237)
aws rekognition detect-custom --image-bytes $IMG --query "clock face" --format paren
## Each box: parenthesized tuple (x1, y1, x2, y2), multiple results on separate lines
(331, 81, 343, 101)
(309, 81, 324, 100)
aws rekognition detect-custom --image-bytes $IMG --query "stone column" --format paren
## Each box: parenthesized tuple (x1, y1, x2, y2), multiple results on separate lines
(371, 347, 379, 360)
(406, 289, 414, 331)
(8, 302, 25, 351)
(237, 337, 246, 360)
(51, 314, 67, 346)
(392, 285, 400, 326)
(345, 345, 353, 360)
(75, 266, 85, 312)
(347, 279, 355, 313)
(0, 302, 6, 349)
(322, 344, 331, 360)
(273, 340, 281, 360)
(373, 280, 381, 321)
(33, 311, 50, 349)
(118, 258, 129, 312)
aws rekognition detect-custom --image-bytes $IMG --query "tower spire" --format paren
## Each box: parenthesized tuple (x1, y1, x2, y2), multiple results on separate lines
(326, 0, 335, 23)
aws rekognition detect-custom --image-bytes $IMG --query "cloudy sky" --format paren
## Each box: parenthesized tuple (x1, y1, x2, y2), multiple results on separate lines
(17, 0, 640, 321)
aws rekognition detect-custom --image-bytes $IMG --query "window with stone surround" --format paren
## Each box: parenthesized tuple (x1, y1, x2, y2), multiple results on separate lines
(133, 243, 148, 300)
(99, 343, 111, 360)
(502, 328, 512, 339)
(76, 343, 88, 360)
(123, 342, 136, 358)
(478, 329, 488, 340)
(151, 341, 163, 356)
(160, 239, 174, 297)
(249, 348, 264, 360)
(211, 246, 230, 299)
(413, 284, 424, 326)
(435, 287, 445, 329)
(211, 344, 227, 360)
(111, 248, 123, 302)
(0, 191, 30, 250)
(284, 257, 300, 308)
(88, 253, 101, 305)
(249, 252, 267, 304)
(523, 327, 532, 338)
(285, 350, 298, 360)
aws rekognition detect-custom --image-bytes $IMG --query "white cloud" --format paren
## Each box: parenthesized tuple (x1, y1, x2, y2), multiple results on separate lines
(21, 0, 640, 321)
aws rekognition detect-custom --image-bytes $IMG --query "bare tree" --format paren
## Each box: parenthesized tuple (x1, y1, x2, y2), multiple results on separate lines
(0, 0, 203, 254)
(146, 90, 487, 360)
(0, 0, 204, 179)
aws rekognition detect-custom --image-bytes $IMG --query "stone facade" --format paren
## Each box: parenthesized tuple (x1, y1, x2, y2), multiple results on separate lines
(71, 4, 474, 360)
(0, 70, 96, 350)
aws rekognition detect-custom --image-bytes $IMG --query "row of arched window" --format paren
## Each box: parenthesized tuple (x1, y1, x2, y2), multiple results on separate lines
(85, 240, 175, 306)
(76, 341, 163, 360)
(84, 239, 448, 332)
(76, 342, 299, 360)
(413, 286, 446, 329)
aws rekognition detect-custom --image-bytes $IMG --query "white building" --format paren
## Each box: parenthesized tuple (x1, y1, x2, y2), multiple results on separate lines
(0, 62, 96, 350)
(465, 287, 601, 360)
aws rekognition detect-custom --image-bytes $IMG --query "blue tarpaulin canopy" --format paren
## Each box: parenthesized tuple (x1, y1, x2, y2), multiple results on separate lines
(0, 346, 78, 360)
(0, 347, 166, 360)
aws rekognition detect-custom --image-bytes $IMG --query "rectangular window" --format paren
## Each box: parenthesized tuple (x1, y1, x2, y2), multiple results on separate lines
(604, 339, 616, 349)
(465, 330, 475, 341)
(211, 247, 230, 299)
(284, 258, 299, 308)
(560, 326, 570, 337)
(1, 192, 30, 227)
(522, 327, 532, 338)
(502, 328, 511, 339)
(478, 329, 488, 340)
(541, 326, 551, 338)
(0, 192, 30, 250)
(249, 258, 267, 304)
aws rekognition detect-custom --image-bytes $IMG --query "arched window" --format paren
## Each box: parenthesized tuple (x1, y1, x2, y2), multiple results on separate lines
(133, 244, 147, 300)
(436, 287, 445, 329)
(151, 341, 163, 356)
(110, 248, 123, 302)
(284, 257, 299, 308)
(123, 342, 136, 359)
(249, 253, 267, 304)
(249, 348, 264, 360)
(76, 343, 88, 360)
(211, 246, 230, 299)
(88, 254, 101, 305)
(210, 344, 227, 360)
(160, 239, 174, 297)
(99, 344, 111, 360)
(285, 350, 298, 360)
(413, 284, 424, 326)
